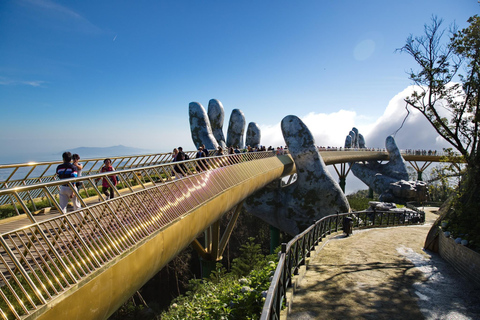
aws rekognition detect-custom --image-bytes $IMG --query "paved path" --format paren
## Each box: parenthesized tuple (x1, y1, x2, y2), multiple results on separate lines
(288, 208, 480, 320)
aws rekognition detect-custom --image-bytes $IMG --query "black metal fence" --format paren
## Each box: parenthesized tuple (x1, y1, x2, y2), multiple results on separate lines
(260, 208, 426, 320)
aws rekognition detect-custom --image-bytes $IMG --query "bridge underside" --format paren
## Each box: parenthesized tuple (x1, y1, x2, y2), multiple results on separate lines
(28, 156, 294, 320)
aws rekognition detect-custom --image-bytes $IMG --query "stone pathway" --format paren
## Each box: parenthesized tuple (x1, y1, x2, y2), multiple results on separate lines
(288, 208, 480, 320)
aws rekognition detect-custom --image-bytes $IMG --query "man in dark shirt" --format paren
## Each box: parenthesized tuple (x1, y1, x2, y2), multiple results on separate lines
(174, 147, 186, 179)
(56, 152, 80, 213)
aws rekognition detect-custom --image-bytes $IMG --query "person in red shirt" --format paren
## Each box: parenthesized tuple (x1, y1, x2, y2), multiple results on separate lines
(97, 158, 117, 199)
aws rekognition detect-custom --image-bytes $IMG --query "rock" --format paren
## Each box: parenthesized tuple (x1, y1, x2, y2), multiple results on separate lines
(367, 201, 397, 211)
(381, 180, 429, 204)
(364, 201, 421, 224)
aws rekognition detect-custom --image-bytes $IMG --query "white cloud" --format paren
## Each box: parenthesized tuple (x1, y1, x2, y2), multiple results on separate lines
(21, 0, 103, 34)
(363, 86, 451, 151)
(259, 110, 357, 148)
(0, 77, 46, 87)
(260, 85, 451, 152)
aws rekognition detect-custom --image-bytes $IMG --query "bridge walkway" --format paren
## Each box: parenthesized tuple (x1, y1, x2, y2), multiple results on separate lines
(286, 208, 480, 320)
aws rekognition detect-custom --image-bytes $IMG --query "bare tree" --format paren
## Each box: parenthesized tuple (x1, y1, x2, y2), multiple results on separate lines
(399, 15, 480, 249)
(399, 15, 480, 176)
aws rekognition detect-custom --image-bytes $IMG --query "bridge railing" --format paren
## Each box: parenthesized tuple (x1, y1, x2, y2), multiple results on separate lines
(260, 208, 425, 320)
(0, 151, 277, 319)
(0, 151, 207, 206)
(0, 150, 233, 216)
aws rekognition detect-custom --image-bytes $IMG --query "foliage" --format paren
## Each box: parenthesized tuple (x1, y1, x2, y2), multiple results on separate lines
(0, 197, 54, 219)
(426, 148, 465, 202)
(230, 237, 265, 277)
(347, 189, 378, 211)
(160, 242, 278, 320)
(399, 15, 480, 252)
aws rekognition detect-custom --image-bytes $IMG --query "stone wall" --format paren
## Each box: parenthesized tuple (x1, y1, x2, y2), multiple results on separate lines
(438, 233, 480, 289)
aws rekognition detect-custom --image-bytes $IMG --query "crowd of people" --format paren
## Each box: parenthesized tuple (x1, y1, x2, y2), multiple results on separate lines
(403, 149, 439, 156)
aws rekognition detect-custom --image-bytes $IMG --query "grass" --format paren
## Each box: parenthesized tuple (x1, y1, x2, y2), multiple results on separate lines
(347, 189, 378, 211)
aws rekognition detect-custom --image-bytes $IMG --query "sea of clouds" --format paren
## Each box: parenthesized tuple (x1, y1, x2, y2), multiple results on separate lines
(259, 85, 451, 152)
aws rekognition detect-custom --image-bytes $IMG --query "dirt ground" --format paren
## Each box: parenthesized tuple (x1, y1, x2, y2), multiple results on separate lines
(287, 208, 480, 320)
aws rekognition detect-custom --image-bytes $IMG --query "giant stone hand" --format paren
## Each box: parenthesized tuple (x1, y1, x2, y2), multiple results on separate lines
(189, 99, 258, 149)
(190, 102, 350, 236)
(345, 128, 409, 195)
(244, 116, 350, 236)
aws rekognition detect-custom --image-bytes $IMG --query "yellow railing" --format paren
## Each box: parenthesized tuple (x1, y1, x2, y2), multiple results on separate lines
(0, 151, 204, 206)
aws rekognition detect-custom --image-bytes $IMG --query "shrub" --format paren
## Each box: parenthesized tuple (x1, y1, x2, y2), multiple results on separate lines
(160, 243, 278, 320)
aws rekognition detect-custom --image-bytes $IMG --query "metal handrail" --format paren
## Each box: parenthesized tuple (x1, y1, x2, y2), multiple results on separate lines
(260, 208, 425, 320)
(0, 151, 278, 319)
(0, 152, 275, 220)
(0, 150, 208, 206)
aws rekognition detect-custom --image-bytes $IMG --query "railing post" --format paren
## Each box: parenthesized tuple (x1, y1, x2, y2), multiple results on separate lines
(335, 212, 339, 232)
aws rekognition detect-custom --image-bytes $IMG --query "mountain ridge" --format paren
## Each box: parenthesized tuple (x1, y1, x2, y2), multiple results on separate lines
(59, 145, 152, 157)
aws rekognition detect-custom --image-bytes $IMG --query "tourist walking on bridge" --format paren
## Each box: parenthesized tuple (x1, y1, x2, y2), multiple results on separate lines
(173, 147, 186, 179)
(56, 151, 80, 213)
(98, 158, 117, 199)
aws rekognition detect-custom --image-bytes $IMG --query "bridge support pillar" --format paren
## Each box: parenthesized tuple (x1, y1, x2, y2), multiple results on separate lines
(408, 160, 432, 182)
(200, 258, 219, 279)
(339, 177, 346, 193)
(270, 225, 280, 254)
(368, 187, 374, 199)
(191, 201, 245, 278)
(332, 163, 351, 193)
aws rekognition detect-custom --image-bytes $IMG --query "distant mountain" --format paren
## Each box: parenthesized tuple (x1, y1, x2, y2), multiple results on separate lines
(60, 145, 152, 158)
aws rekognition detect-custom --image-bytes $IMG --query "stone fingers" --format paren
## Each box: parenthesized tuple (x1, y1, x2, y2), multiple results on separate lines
(189, 102, 219, 150)
(383, 136, 409, 180)
(245, 122, 261, 148)
(226, 109, 246, 148)
(207, 99, 227, 148)
(191, 99, 262, 151)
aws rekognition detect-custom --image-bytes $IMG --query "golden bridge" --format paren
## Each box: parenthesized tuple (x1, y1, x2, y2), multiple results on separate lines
(0, 150, 453, 319)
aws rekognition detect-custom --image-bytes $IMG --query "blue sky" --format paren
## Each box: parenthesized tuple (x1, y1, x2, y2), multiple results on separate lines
(0, 0, 478, 161)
